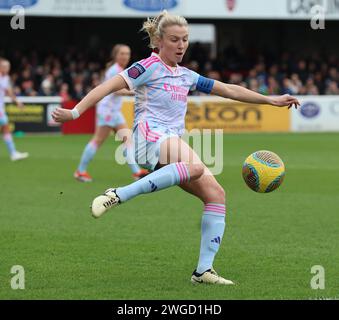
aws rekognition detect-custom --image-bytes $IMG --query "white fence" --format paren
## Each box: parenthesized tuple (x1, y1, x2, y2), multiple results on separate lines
(1, 0, 339, 20)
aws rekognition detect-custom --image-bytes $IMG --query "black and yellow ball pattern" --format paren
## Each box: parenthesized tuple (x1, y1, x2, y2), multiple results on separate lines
(242, 150, 285, 193)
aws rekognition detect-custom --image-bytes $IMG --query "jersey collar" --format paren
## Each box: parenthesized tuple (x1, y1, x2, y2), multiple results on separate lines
(151, 52, 178, 72)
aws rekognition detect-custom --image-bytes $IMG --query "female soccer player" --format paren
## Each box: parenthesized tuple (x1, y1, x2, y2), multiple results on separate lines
(52, 11, 299, 285)
(74, 44, 148, 182)
(0, 58, 29, 161)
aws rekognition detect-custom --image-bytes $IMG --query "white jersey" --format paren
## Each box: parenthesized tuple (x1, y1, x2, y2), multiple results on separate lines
(0, 75, 10, 111)
(97, 63, 124, 114)
(119, 52, 200, 136)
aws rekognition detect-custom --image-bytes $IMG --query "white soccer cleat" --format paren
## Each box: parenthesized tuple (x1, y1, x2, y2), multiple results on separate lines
(11, 151, 29, 161)
(91, 188, 120, 218)
(191, 268, 234, 285)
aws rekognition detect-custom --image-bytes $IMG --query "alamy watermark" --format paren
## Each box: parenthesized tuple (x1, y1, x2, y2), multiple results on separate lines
(310, 265, 325, 290)
(10, 5, 25, 30)
(9, 265, 25, 290)
(0, 265, 25, 289)
(114, 128, 224, 175)
(310, 5, 325, 29)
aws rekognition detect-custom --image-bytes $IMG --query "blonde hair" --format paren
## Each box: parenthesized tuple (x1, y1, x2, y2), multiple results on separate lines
(106, 44, 129, 69)
(141, 10, 188, 49)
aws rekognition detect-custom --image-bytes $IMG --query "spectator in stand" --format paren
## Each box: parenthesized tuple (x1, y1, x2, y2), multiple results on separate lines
(267, 76, 280, 95)
(59, 83, 72, 102)
(326, 67, 338, 84)
(73, 82, 85, 100)
(281, 78, 297, 95)
(229, 72, 243, 85)
(40, 74, 56, 96)
(313, 71, 325, 94)
(17, 68, 37, 96)
(254, 62, 267, 82)
(257, 76, 268, 95)
(3, 47, 338, 98)
(248, 78, 259, 92)
(325, 80, 339, 95)
(304, 78, 319, 95)
(295, 59, 309, 83)
(290, 73, 303, 94)
(246, 69, 258, 84)
(206, 70, 222, 82)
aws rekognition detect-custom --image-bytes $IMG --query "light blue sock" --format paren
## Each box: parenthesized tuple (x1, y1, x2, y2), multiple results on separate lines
(196, 203, 226, 274)
(124, 145, 141, 174)
(3, 133, 16, 156)
(77, 140, 98, 173)
(116, 162, 190, 202)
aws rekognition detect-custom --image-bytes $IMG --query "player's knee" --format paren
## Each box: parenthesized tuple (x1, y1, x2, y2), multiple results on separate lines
(187, 163, 204, 180)
(206, 184, 225, 204)
(217, 186, 226, 204)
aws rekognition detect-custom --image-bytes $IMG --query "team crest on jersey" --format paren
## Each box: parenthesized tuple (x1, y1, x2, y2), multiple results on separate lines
(128, 63, 146, 79)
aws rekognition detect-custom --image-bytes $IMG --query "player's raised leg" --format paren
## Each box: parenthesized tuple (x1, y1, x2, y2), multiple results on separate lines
(91, 125, 205, 217)
(91, 158, 204, 218)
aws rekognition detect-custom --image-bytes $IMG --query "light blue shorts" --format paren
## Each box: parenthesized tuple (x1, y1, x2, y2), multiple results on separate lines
(133, 121, 178, 171)
(0, 109, 8, 126)
(96, 111, 126, 128)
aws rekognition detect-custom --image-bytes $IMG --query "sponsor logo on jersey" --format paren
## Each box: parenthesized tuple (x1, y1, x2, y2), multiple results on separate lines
(127, 63, 146, 79)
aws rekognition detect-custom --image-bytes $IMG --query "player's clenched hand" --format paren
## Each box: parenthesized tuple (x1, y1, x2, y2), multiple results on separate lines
(52, 107, 73, 123)
(269, 94, 300, 109)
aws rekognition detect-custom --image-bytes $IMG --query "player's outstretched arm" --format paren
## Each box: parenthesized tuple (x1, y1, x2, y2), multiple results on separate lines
(52, 75, 128, 123)
(211, 80, 300, 109)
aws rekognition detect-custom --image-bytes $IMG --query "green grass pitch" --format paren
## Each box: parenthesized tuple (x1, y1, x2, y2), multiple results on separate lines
(0, 133, 338, 299)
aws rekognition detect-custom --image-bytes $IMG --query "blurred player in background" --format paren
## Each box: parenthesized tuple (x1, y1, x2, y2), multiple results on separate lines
(0, 58, 29, 161)
(52, 11, 299, 285)
(74, 44, 149, 182)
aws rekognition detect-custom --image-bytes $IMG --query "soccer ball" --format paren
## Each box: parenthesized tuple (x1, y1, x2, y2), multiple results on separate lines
(242, 150, 285, 193)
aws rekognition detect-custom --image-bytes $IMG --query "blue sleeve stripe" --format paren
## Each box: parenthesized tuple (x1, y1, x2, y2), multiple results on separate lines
(196, 76, 214, 94)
